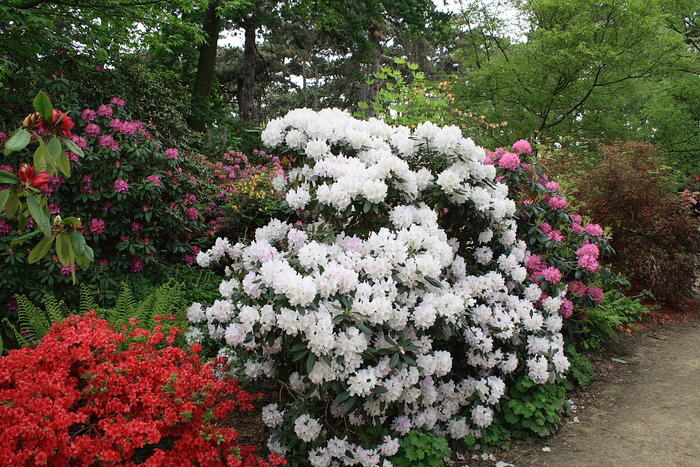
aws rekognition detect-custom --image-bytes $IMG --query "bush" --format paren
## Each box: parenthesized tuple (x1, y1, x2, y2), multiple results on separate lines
(0, 94, 220, 326)
(572, 141, 700, 304)
(0, 312, 285, 466)
(188, 110, 586, 464)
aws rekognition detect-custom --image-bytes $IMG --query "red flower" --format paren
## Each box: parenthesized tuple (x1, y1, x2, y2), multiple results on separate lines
(17, 163, 51, 189)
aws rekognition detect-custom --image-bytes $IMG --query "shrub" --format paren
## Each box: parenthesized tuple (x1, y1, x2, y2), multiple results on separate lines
(0, 94, 220, 324)
(572, 141, 700, 304)
(0, 312, 286, 466)
(188, 110, 579, 464)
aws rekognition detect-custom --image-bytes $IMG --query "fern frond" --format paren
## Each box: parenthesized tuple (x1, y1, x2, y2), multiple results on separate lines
(108, 283, 137, 328)
(42, 295, 71, 324)
(3, 317, 32, 348)
(79, 284, 100, 314)
(14, 295, 54, 344)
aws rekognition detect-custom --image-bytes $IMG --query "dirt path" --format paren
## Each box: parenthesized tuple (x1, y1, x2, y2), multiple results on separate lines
(474, 314, 700, 466)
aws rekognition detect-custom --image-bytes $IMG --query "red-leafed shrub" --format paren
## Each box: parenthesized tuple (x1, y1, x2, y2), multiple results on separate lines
(573, 141, 700, 304)
(0, 312, 286, 467)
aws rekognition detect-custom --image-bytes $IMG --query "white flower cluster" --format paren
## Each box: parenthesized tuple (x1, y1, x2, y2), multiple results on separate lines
(191, 109, 570, 465)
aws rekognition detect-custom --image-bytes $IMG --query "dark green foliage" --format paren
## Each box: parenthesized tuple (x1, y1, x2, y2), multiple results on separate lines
(564, 345, 595, 389)
(392, 430, 451, 467)
(502, 377, 567, 438)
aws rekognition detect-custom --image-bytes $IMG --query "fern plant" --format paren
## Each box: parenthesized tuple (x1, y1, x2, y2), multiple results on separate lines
(4, 281, 188, 350)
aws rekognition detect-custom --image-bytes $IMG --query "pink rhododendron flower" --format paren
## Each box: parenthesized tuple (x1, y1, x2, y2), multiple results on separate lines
(526, 254, 546, 272)
(59, 265, 77, 276)
(71, 135, 87, 149)
(97, 259, 109, 266)
(548, 230, 564, 242)
(568, 280, 587, 296)
(548, 197, 567, 210)
(49, 202, 61, 215)
(560, 298, 574, 319)
(118, 121, 138, 135)
(114, 179, 130, 193)
(584, 223, 604, 237)
(0, 220, 12, 235)
(577, 254, 600, 273)
(571, 223, 583, 234)
(576, 243, 600, 259)
(539, 222, 553, 234)
(186, 207, 200, 220)
(511, 139, 532, 155)
(146, 174, 161, 186)
(497, 151, 521, 170)
(165, 148, 179, 160)
(541, 266, 562, 284)
(545, 181, 560, 192)
(110, 97, 126, 108)
(131, 256, 145, 273)
(97, 104, 113, 118)
(81, 109, 97, 122)
(586, 286, 605, 303)
(85, 123, 101, 137)
(99, 134, 119, 151)
(109, 118, 122, 130)
(0, 132, 9, 143)
(570, 214, 583, 224)
(89, 218, 106, 235)
(131, 221, 143, 233)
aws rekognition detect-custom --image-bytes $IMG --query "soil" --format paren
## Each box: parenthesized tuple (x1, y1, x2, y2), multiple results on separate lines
(227, 300, 700, 467)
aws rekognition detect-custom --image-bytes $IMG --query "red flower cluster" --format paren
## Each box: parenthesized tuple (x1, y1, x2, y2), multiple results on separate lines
(0, 312, 286, 467)
(23, 108, 74, 137)
(17, 163, 51, 189)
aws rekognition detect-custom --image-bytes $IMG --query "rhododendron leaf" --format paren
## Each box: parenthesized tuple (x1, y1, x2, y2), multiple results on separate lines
(371, 386, 388, 394)
(306, 352, 317, 375)
(33, 139, 56, 174)
(3, 128, 31, 155)
(62, 136, 84, 157)
(33, 91, 53, 121)
(61, 216, 81, 225)
(0, 189, 10, 213)
(46, 136, 61, 161)
(389, 352, 400, 369)
(28, 236, 53, 263)
(26, 194, 51, 236)
(56, 233, 73, 267)
(70, 229, 86, 256)
(10, 229, 41, 245)
(343, 396, 357, 413)
(55, 148, 71, 177)
(0, 170, 19, 184)
(335, 391, 350, 405)
(292, 349, 309, 362)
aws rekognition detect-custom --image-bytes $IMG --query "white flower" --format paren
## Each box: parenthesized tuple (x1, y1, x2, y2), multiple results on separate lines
(294, 414, 323, 443)
(262, 403, 285, 428)
(286, 186, 312, 210)
(347, 368, 379, 397)
(186, 302, 206, 323)
(471, 405, 494, 428)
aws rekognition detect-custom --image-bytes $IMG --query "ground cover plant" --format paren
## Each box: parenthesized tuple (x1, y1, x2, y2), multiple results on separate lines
(186, 109, 641, 465)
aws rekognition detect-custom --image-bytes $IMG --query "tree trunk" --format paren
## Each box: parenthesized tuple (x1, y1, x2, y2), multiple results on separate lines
(238, 19, 257, 124)
(188, 0, 221, 132)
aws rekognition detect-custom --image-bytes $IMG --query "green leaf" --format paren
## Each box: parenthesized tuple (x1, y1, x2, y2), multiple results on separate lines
(9, 229, 41, 245)
(56, 149, 71, 177)
(0, 189, 10, 213)
(358, 101, 369, 109)
(0, 171, 19, 185)
(70, 229, 86, 256)
(4, 129, 31, 155)
(55, 233, 73, 267)
(26, 195, 51, 236)
(61, 216, 82, 226)
(28, 236, 54, 263)
(62, 136, 84, 157)
(306, 352, 317, 375)
(4, 193, 20, 219)
(33, 92, 53, 121)
(46, 136, 61, 160)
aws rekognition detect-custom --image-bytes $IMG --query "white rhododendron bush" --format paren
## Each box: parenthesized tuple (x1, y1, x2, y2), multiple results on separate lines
(188, 109, 570, 466)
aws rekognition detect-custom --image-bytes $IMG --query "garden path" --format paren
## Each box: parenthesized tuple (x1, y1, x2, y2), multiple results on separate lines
(473, 311, 700, 467)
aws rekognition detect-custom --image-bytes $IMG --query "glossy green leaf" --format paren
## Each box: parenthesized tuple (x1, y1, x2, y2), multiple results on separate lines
(10, 229, 41, 245)
(62, 136, 84, 157)
(61, 216, 82, 225)
(4, 193, 20, 219)
(26, 194, 51, 236)
(46, 136, 62, 161)
(56, 233, 73, 267)
(70, 229, 86, 256)
(33, 92, 53, 121)
(0, 189, 9, 213)
(28, 236, 54, 263)
(56, 148, 71, 177)
(0, 171, 19, 185)
(3, 128, 31, 155)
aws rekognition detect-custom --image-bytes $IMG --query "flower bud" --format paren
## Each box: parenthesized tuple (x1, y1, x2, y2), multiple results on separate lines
(22, 112, 40, 129)
(18, 163, 35, 183)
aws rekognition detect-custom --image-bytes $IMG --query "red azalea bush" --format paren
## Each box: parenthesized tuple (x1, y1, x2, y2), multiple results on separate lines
(0, 312, 285, 467)
(571, 141, 700, 304)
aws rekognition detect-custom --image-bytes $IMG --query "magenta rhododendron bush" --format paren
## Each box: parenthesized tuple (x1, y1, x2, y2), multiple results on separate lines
(0, 312, 286, 467)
